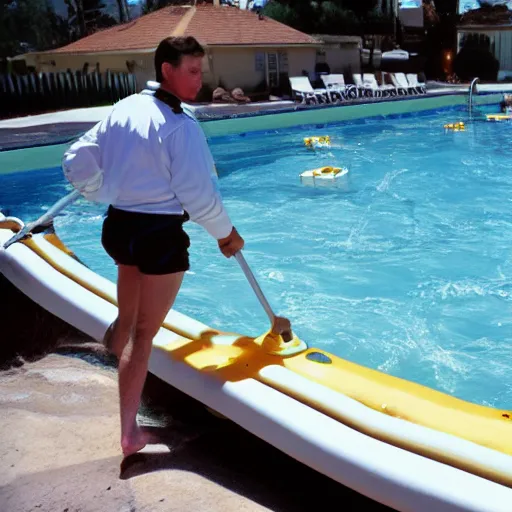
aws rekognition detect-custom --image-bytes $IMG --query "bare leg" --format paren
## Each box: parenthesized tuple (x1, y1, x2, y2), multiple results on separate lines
(119, 271, 185, 457)
(105, 264, 141, 359)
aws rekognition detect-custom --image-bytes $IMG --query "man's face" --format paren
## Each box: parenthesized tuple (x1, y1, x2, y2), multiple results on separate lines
(162, 55, 203, 102)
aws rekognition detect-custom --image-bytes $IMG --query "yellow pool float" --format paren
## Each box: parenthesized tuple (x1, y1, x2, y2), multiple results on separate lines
(304, 135, 331, 149)
(486, 114, 512, 122)
(300, 166, 349, 187)
(313, 166, 342, 176)
(444, 122, 465, 131)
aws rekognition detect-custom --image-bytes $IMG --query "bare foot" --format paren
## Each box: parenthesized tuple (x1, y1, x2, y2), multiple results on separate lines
(121, 425, 154, 457)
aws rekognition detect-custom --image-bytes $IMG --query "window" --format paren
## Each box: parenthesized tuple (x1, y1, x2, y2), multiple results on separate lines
(266, 52, 279, 88)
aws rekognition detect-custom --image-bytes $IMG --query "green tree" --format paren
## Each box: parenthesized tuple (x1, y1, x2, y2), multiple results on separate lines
(260, 1, 300, 29)
(261, 0, 382, 35)
(262, 0, 316, 32)
(337, 0, 377, 18)
(65, 0, 117, 38)
(0, 0, 70, 58)
(316, 1, 360, 34)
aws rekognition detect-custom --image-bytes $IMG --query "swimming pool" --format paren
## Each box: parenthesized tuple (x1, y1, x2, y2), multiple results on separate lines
(2, 104, 511, 410)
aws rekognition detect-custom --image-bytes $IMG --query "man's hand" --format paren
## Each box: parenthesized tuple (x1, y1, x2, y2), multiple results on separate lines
(218, 227, 244, 258)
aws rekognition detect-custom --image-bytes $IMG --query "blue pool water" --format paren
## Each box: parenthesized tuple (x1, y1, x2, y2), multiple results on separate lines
(2, 106, 512, 408)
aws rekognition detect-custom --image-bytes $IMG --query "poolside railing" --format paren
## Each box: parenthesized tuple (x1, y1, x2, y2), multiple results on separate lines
(0, 69, 138, 120)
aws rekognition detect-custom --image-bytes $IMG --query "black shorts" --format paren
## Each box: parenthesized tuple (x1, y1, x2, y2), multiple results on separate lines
(101, 205, 190, 275)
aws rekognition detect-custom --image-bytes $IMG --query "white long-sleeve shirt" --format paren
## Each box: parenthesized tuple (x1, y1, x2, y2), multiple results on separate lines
(62, 90, 233, 240)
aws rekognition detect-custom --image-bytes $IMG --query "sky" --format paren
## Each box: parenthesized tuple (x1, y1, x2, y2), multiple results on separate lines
(458, 0, 512, 12)
(400, 0, 422, 7)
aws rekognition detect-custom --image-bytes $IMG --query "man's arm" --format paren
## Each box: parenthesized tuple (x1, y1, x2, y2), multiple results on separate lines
(167, 120, 233, 239)
(166, 119, 244, 256)
(62, 122, 104, 199)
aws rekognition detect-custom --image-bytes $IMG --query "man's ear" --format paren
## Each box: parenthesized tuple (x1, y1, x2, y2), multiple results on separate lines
(161, 62, 175, 82)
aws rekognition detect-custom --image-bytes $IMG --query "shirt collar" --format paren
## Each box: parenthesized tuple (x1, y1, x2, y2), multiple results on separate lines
(143, 80, 183, 114)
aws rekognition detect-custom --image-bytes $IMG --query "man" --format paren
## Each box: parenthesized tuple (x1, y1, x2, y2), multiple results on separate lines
(62, 36, 244, 457)
(501, 94, 512, 114)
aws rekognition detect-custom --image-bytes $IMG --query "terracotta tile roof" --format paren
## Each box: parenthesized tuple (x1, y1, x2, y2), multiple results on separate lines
(49, 5, 320, 54)
(188, 5, 319, 45)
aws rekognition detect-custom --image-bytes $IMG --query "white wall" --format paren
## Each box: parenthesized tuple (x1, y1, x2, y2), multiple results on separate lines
(399, 7, 424, 28)
(286, 47, 317, 77)
(322, 45, 361, 74)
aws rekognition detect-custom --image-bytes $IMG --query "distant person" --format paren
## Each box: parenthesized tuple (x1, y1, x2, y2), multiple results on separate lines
(500, 94, 512, 114)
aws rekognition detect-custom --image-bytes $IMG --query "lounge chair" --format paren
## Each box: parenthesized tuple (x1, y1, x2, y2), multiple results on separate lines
(320, 74, 356, 102)
(288, 76, 329, 105)
(393, 73, 418, 95)
(352, 73, 377, 98)
(384, 72, 411, 96)
(363, 73, 396, 98)
(406, 74, 427, 94)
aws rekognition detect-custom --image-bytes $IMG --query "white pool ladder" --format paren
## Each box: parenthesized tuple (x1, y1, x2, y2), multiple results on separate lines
(468, 77, 480, 117)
